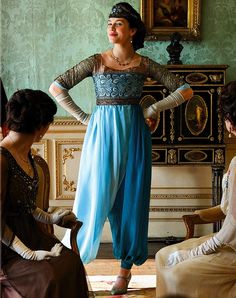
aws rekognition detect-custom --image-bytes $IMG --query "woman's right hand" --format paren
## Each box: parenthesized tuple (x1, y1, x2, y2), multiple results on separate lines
(10, 236, 63, 260)
(32, 243, 63, 260)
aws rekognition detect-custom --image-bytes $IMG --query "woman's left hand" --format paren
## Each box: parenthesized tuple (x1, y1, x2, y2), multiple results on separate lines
(145, 117, 158, 132)
(50, 208, 71, 224)
(143, 105, 159, 120)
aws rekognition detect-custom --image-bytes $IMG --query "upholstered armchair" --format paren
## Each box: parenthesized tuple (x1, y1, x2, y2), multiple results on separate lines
(34, 154, 82, 254)
(182, 205, 226, 239)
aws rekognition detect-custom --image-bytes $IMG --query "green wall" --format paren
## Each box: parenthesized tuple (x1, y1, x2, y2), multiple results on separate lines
(1, 0, 236, 116)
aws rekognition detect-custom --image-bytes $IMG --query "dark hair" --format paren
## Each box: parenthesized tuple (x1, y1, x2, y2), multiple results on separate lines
(219, 81, 236, 127)
(6, 89, 57, 133)
(109, 2, 146, 51)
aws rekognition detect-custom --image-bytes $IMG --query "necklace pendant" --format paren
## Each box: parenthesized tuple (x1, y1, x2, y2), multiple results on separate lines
(111, 50, 134, 67)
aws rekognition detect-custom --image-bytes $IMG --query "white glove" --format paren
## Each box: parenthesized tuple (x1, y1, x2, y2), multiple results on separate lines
(10, 236, 63, 260)
(167, 236, 222, 267)
(167, 250, 191, 266)
(55, 212, 78, 228)
(32, 207, 70, 224)
(143, 89, 185, 120)
(55, 91, 91, 125)
(143, 104, 160, 121)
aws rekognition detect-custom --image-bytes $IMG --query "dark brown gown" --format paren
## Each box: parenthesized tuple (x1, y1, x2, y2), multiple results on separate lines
(0, 147, 89, 298)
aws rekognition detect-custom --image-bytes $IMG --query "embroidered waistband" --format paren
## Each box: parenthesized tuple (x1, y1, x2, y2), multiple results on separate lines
(96, 99, 139, 105)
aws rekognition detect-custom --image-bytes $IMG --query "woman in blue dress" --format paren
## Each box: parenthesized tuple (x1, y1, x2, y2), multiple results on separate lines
(49, 2, 193, 295)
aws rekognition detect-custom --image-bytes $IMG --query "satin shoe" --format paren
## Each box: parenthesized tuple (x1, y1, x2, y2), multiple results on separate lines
(110, 273, 131, 295)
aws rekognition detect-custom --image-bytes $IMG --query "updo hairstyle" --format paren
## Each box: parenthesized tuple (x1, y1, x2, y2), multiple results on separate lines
(6, 89, 57, 133)
(219, 81, 236, 127)
(109, 2, 146, 51)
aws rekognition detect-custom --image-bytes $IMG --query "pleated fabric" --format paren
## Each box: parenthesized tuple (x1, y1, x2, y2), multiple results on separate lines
(156, 234, 236, 298)
(62, 104, 152, 268)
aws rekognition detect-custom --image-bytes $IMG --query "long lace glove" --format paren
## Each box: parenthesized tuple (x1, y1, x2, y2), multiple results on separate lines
(143, 85, 193, 120)
(32, 207, 70, 224)
(54, 90, 91, 125)
(143, 90, 184, 120)
(9, 235, 63, 260)
(166, 235, 222, 267)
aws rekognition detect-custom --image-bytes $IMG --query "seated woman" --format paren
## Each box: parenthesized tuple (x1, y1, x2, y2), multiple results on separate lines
(0, 89, 89, 298)
(155, 81, 236, 298)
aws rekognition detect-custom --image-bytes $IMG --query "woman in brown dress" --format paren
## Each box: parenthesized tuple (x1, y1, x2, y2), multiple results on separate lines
(0, 89, 89, 298)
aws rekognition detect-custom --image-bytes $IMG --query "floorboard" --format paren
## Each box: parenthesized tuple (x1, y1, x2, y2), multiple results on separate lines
(85, 240, 166, 275)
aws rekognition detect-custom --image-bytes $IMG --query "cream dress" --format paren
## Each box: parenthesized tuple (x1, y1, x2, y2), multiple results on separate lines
(155, 157, 236, 298)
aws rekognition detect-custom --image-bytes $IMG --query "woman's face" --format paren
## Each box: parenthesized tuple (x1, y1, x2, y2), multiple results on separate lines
(107, 17, 136, 45)
(225, 119, 236, 136)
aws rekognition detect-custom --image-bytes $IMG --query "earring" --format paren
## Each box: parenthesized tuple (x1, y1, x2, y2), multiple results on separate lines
(130, 39, 133, 44)
(39, 134, 43, 139)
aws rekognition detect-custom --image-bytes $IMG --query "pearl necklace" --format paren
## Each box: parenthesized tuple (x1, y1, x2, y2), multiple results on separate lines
(111, 50, 135, 67)
(8, 134, 32, 175)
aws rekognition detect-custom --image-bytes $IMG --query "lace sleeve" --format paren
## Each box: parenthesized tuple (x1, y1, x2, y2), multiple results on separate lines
(228, 156, 236, 220)
(0, 152, 15, 246)
(215, 156, 236, 250)
(220, 174, 229, 215)
(148, 58, 184, 92)
(54, 54, 97, 90)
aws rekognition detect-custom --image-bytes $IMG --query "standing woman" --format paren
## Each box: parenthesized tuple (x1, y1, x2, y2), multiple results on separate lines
(49, 2, 193, 295)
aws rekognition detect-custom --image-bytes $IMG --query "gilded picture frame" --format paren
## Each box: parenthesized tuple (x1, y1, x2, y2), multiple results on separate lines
(140, 0, 201, 41)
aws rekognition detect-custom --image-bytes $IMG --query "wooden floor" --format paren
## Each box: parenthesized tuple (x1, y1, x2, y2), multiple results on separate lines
(85, 241, 164, 275)
(85, 258, 156, 275)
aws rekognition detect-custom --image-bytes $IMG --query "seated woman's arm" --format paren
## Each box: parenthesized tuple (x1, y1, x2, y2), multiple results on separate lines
(32, 206, 73, 224)
(167, 157, 236, 267)
(0, 154, 62, 260)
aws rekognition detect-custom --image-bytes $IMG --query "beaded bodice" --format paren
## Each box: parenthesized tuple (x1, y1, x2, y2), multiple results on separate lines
(93, 72, 145, 100)
(1, 147, 38, 215)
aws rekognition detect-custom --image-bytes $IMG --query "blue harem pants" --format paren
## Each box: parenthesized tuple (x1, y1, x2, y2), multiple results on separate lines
(62, 104, 152, 269)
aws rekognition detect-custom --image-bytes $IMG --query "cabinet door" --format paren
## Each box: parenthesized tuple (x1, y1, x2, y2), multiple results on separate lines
(176, 87, 223, 145)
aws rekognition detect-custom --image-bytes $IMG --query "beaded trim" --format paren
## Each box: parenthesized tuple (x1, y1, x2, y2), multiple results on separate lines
(109, 5, 140, 20)
(96, 99, 139, 105)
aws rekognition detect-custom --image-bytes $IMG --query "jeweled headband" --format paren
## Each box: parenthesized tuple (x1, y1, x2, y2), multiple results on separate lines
(108, 2, 146, 51)
(109, 2, 141, 23)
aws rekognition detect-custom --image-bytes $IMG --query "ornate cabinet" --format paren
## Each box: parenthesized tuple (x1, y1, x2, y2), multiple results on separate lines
(141, 65, 228, 231)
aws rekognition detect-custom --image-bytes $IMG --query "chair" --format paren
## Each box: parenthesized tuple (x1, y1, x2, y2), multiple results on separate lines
(182, 205, 226, 239)
(34, 154, 82, 255)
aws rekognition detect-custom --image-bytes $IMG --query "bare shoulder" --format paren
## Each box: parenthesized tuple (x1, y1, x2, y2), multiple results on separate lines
(100, 49, 113, 66)
(101, 49, 111, 58)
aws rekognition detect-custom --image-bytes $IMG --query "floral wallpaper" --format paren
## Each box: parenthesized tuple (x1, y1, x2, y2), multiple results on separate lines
(1, 0, 236, 116)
